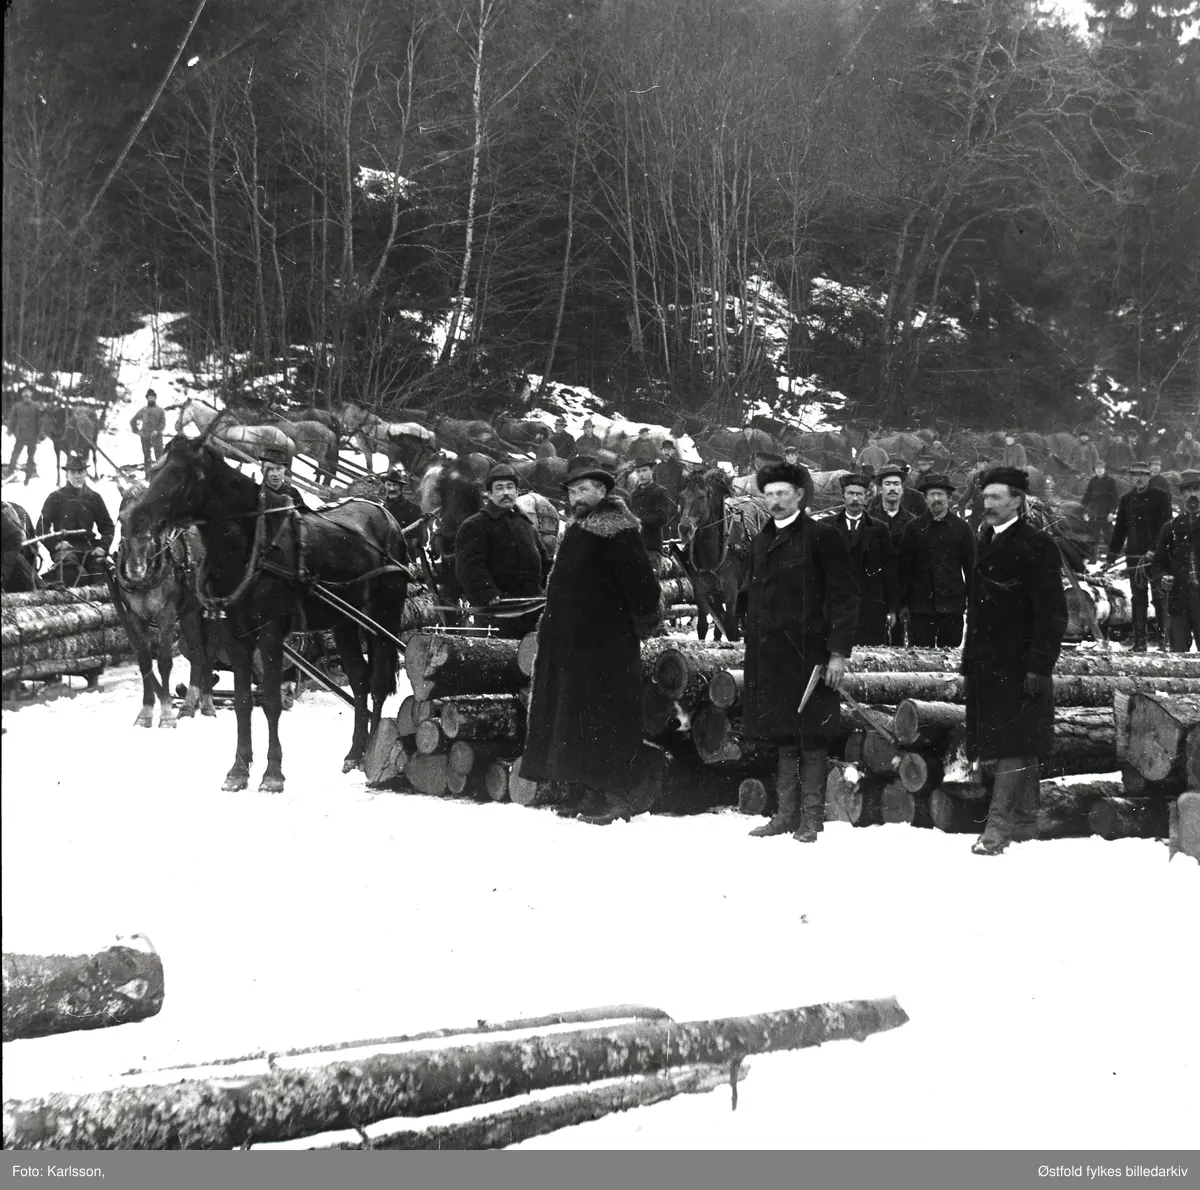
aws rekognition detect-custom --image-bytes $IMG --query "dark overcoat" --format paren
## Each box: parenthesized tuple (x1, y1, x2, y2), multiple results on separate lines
(36, 485, 114, 554)
(831, 512, 897, 645)
(521, 496, 661, 792)
(455, 502, 548, 606)
(1109, 487, 1172, 558)
(874, 505, 916, 549)
(742, 514, 858, 747)
(1150, 512, 1200, 616)
(962, 518, 1068, 760)
(899, 512, 975, 617)
(629, 481, 674, 554)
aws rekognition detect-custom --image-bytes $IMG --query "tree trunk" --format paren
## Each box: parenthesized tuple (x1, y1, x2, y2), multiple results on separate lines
(658, 577, 694, 607)
(364, 719, 407, 788)
(413, 700, 439, 726)
(1121, 693, 1200, 783)
(824, 761, 857, 823)
(844, 731, 866, 765)
(3, 937, 164, 1042)
(404, 633, 524, 701)
(1042, 707, 1117, 778)
(509, 756, 549, 807)
(898, 751, 943, 796)
(861, 732, 903, 776)
(440, 695, 523, 741)
(299, 1062, 746, 1150)
(929, 788, 990, 833)
(695, 727, 757, 768)
(1170, 792, 1200, 862)
(893, 700, 965, 748)
(651, 643, 746, 698)
(447, 739, 514, 777)
(404, 753, 448, 797)
(414, 719, 445, 757)
(1088, 797, 1170, 840)
(484, 760, 510, 802)
(1, 585, 110, 608)
(843, 671, 964, 704)
(707, 668, 743, 710)
(1037, 779, 1118, 839)
(3, 998, 908, 1149)
(844, 776, 887, 827)
(880, 784, 932, 828)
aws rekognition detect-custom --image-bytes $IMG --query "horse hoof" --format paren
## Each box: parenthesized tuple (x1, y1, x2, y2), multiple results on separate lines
(201, 707, 218, 718)
(222, 775, 248, 792)
(177, 706, 195, 719)
(342, 757, 362, 774)
(158, 716, 178, 729)
(259, 775, 285, 793)
(134, 712, 154, 728)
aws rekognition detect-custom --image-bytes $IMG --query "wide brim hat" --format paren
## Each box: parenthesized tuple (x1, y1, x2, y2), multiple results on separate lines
(875, 463, 907, 482)
(259, 446, 291, 466)
(484, 462, 520, 489)
(979, 465, 1029, 492)
(1179, 470, 1200, 489)
(384, 466, 408, 483)
(63, 452, 88, 471)
(561, 454, 615, 490)
(918, 473, 956, 494)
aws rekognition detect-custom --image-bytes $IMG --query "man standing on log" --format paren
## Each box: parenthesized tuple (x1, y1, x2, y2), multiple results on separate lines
(898, 474, 974, 648)
(1109, 461, 1172, 651)
(962, 466, 1068, 856)
(831, 473, 897, 647)
(1150, 470, 1200, 653)
(455, 463, 549, 639)
(522, 456, 661, 824)
(743, 460, 858, 843)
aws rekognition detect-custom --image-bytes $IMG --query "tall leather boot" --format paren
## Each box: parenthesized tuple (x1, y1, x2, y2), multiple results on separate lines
(973, 758, 1034, 855)
(793, 750, 828, 843)
(750, 746, 799, 837)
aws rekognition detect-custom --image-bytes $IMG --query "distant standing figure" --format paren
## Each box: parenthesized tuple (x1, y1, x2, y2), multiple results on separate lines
(830, 473, 897, 646)
(857, 439, 889, 474)
(1109, 461, 1172, 651)
(1149, 470, 1200, 653)
(1082, 462, 1120, 551)
(1147, 458, 1171, 498)
(962, 467, 1068, 856)
(5, 386, 42, 482)
(130, 388, 167, 475)
(1073, 433, 1100, 476)
(627, 460, 674, 559)
(629, 427, 658, 465)
(533, 426, 557, 460)
(1001, 435, 1027, 469)
(575, 417, 603, 456)
(1175, 430, 1200, 472)
(550, 416, 576, 460)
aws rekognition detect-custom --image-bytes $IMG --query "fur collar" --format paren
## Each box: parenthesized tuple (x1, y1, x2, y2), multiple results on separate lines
(576, 495, 640, 539)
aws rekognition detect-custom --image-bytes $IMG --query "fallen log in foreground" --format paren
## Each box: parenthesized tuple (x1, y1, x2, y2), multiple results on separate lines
(1116, 692, 1200, 784)
(405, 633, 524, 701)
(2, 936, 164, 1042)
(3, 997, 908, 1149)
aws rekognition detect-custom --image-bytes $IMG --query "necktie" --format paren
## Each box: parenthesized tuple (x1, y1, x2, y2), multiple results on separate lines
(979, 526, 994, 547)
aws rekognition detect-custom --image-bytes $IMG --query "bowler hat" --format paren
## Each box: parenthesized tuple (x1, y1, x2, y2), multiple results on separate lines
(561, 454, 615, 490)
(259, 446, 290, 466)
(980, 465, 1028, 492)
(63, 452, 88, 472)
(876, 463, 906, 483)
(484, 462, 520, 489)
(384, 465, 407, 483)
(918, 473, 956, 494)
(1179, 470, 1200, 489)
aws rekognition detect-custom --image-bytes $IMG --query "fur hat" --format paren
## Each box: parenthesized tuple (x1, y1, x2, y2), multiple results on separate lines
(876, 463, 907, 483)
(484, 462, 520, 490)
(1179, 470, 1200, 490)
(63, 452, 88, 472)
(561, 454, 615, 491)
(918, 473, 956, 494)
(259, 446, 290, 467)
(839, 472, 871, 491)
(756, 461, 811, 493)
(980, 465, 1029, 492)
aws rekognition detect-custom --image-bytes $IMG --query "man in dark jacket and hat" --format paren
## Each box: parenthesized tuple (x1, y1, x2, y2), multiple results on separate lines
(1149, 470, 1200, 653)
(871, 462, 917, 643)
(742, 460, 858, 842)
(381, 465, 424, 535)
(549, 416, 576, 460)
(258, 445, 314, 511)
(962, 466, 1068, 855)
(455, 463, 549, 638)
(898, 474, 975, 648)
(627, 460, 675, 560)
(831, 473, 898, 646)
(37, 452, 115, 587)
(1109, 461, 1173, 650)
(130, 388, 167, 474)
(1082, 461, 1120, 557)
(522, 456, 662, 824)
(870, 457, 926, 516)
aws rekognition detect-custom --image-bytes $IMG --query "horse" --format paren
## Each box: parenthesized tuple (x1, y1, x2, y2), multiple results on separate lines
(1, 501, 39, 592)
(515, 491, 562, 560)
(175, 398, 294, 464)
(44, 404, 100, 482)
(126, 436, 410, 791)
(232, 407, 340, 484)
(416, 459, 483, 608)
(112, 485, 217, 727)
(675, 468, 768, 642)
(336, 402, 441, 476)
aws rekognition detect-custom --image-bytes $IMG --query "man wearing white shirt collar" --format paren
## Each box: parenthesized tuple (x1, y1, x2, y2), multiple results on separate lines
(834, 473, 898, 646)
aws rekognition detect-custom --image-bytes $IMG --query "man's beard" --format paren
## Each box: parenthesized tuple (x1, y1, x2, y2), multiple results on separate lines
(570, 500, 593, 520)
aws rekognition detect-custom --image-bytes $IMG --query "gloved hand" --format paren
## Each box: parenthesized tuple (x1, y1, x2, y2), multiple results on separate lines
(1023, 672, 1052, 698)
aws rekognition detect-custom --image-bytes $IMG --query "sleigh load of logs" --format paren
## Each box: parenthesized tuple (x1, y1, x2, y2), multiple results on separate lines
(367, 632, 1200, 852)
(1, 586, 137, 684)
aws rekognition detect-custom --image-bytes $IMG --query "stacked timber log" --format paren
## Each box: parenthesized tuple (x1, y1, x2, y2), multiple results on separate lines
(1, 586, 135, 682)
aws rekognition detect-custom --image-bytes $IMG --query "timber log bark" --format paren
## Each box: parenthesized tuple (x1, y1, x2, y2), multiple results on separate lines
(1088, 797, 1170, 840)
(404, 634, 524, 701)
(738, 778, 769, 817)
(898, 751, 943, 796)
(848, 672, 1200, 707)
(893, 701, 965, 749)
(364, 720, 407, 788)
(1041, 707, 1117, 778)
(1120, 693, 1200, 784)
(651, 643, 746, 699)
(861, 732, 903, 776)
(440, 696, 523, 742)
(3, 937, 164, 1042)
(1119, 765, 1187, 799)
(880, 784, 932, 828)
(508, 757, 550, 807)
(2, 997, 908, 1149)
(396, 697, 418, 737)
(414, 719, 445, 756)
(824, 761, 857, 823)
(447, 740, 514, 777)
(484, 761, 511, 802)
(1037, 779, 1119, 839)
(1, 585, 111, 609)
(844, 776, 887, 827)
(929, 788, 990, 833)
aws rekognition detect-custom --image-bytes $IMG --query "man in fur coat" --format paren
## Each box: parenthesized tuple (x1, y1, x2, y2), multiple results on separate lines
(521, 455, 662, 824)
(962, 466, 1068, 855)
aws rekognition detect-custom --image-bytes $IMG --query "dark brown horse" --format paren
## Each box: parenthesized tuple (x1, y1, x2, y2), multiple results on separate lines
(1, 501, 38, 592)
(127, 436, 410, 791)
(417, 459, 482, 611)
(675, 469, 768, 642)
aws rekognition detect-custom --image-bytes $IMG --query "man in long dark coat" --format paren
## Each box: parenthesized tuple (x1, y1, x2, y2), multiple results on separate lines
(898, 474, 975, 648)
(1082, 462, 1120, 558)
(1149, 470, 1200, 653)
(1109, 460, 1172, 650)
(522, 455, 661, 824)
(455, 463, 549, 639)
(742, 461, 858, 842)
(962, 466, 1068, 856)
(831, 473, 897, 646)
(871, 463, 916, 642)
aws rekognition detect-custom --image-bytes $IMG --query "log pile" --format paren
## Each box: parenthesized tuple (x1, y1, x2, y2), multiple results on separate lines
(2, 587, 135, 682)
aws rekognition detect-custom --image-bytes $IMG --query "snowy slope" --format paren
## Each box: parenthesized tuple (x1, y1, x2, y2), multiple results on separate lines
(1, 667, 1196, 1149)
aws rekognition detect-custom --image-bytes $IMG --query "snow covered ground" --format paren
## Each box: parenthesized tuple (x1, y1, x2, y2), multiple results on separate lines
(1, 667, 1196, 1149)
